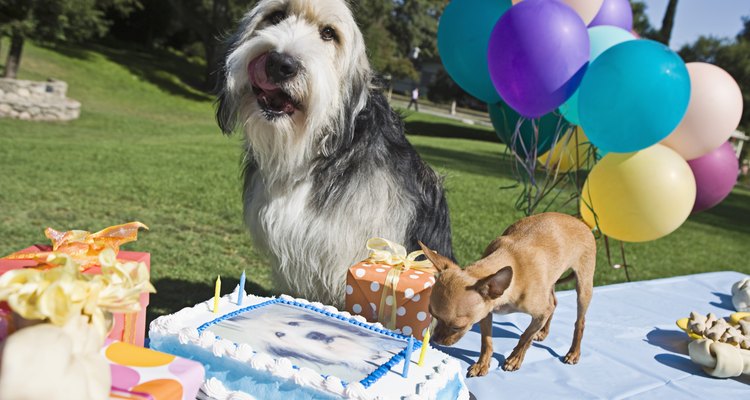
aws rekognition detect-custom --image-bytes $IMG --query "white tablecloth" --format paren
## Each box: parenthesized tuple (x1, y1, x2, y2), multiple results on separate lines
(438, 271, 750, 399)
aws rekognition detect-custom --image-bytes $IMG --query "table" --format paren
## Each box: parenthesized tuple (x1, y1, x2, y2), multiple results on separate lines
(438, 271, 750, 399)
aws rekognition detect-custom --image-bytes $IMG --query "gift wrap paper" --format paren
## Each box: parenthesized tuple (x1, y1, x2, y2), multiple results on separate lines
(105, 341, 205, 400)
(0, 245, 151, 346)
(346, 261, 435, 340)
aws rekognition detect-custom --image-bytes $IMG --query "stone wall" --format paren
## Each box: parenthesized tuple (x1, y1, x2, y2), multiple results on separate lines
(0, 78, 81, 121)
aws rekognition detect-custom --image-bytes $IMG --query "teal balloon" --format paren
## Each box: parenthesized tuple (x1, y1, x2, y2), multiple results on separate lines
(438, 0, 511, 103)
(578, 40, 691, 153)
(559, 26, 635, 125)
(488, 102, 561, 156)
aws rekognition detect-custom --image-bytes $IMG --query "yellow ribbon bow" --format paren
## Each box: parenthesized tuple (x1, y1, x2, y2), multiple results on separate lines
(3, 222, 149, 271)
(365, 238, 436, 331)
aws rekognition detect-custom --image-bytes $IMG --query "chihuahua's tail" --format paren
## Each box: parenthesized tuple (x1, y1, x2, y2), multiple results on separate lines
(556, 271, 576, 285)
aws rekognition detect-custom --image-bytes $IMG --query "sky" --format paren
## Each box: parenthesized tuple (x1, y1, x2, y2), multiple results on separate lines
(641, 0, 749, 49)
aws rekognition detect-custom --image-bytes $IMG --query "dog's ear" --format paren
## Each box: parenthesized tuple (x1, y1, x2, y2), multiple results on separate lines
(215, 11, 258, 135)
(418, 241, 458, 273)
(216, 87, 238, 135)
(474, 266, 513, 300)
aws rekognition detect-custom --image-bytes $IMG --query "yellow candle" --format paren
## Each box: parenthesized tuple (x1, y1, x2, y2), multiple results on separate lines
(213, 275, 221, 314)
(418, 327, 430, 366)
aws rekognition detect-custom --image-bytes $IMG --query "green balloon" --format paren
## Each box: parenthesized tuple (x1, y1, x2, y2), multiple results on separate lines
(488, 102, 563, 156)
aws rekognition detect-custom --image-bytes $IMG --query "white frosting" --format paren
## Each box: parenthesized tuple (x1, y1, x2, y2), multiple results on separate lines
(270, 358, 295, 379)
(293, 367, 325, 388)
(324, 375, 345, 395)
(233, 343, 254, 362)
(148, 292, 467, 400)
(199, 377, 257, 400)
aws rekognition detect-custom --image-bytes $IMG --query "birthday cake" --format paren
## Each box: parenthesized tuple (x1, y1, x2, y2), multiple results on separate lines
(149, 289, 468, 400)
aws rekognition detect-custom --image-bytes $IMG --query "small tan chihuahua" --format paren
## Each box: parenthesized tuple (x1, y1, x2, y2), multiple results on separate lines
(419, 212, 596, 377)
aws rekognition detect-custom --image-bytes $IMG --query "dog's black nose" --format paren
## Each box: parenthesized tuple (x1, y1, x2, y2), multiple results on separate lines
(266, 51, 300, 83)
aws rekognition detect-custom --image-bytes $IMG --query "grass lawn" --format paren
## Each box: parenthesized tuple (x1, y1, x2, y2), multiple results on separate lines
(1, 42, 748, 325)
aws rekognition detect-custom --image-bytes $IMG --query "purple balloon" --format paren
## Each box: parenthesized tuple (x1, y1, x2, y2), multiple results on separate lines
(589, 0, 633, 31)
(687, 141, 739, 213)
(488, 0, 589, 118)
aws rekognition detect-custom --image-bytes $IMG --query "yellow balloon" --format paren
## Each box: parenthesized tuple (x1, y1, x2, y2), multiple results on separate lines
(580, 144, 696, 242)
(539, 127, 595, 172)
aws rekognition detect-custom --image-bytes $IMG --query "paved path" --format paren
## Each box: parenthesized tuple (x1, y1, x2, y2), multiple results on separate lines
(389, 97, 493, 128)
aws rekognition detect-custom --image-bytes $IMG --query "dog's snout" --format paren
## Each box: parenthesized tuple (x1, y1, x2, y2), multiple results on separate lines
(266, 51, 300, 82)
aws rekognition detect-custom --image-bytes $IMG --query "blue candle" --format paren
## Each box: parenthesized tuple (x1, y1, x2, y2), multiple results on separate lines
(238, 270, 246, 306)
(402, 336, 414, 378)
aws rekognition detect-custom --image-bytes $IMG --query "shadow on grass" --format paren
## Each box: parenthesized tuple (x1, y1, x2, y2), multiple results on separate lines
(44, 42, 212, 102)
(405, 119, 498, 143)
(689, 188, 750, 234)
(413, 143, 517, 180)
(147, 277, 273, 328)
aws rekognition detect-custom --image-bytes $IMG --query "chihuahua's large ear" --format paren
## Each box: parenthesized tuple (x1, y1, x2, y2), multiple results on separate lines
(474, 266, 513, 300)
(418, 241, 458, 273)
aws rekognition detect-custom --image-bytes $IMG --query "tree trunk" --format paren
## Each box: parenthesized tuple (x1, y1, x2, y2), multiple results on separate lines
(204, 37, 218, 91)
(657, 0, 679, 45)
(3, 34, 24, 79)
(204, 0, 230, 90)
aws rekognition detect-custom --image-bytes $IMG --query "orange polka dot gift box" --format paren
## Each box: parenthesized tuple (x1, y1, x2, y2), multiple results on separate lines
(345, 238, 436, 340)
(105, 340, 205, 400)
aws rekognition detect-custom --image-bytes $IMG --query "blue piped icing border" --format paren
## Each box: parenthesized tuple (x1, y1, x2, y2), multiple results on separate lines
(196, 297, 422, 389)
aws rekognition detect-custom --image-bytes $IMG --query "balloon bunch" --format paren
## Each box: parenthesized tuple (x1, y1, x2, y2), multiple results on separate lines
(438, 0, 742, 243)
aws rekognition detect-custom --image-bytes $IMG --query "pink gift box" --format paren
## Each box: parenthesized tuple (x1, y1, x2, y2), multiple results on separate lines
(0, 245, 151, 346)
(104, 341, 204, 400)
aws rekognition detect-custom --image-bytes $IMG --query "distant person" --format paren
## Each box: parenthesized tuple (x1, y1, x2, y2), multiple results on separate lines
(407, 87, 419, 112)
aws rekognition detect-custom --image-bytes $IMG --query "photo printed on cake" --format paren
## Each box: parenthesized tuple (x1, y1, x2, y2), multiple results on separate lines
(207, 303, 407, 382)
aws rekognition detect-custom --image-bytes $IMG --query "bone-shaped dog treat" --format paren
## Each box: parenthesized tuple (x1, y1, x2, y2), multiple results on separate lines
(687, 312, 750, 347)
(706, 320, 730, 341)
(688, 339, 750, 378)
(732, 278, 750, 312)
(740, 319, 750, 336)
(705, 313, 718, 327)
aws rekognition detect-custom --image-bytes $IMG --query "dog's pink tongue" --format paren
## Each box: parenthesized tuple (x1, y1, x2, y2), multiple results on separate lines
(248, 53, 279, 92)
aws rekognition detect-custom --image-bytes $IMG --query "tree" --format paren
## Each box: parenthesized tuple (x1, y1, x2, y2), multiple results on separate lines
(630, 0, 680, 45)
(0, 0, 140, 78)
(630, 1, 656, 37)
(354, 0, 417, 80)
(168, 0, 256, 89)
(653, 0, 679, 45)
(388, 0, 448, 63)
(679, 16, 750, 157)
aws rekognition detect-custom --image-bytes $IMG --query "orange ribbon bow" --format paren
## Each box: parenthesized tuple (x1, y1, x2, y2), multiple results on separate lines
(3, 222, 149, 270)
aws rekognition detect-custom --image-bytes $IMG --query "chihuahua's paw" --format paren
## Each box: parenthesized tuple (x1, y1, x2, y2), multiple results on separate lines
(466, 362, 490, 378)
(563, 351, 580, 365)
(502, 355, 523, 372)
(533, 330, 549, 342)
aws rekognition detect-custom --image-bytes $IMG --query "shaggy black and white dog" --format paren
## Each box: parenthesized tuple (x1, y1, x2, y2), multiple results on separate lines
(216, 0, 453, 306)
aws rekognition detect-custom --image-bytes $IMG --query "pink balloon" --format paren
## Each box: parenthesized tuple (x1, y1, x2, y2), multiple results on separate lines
(687, 141, 739, 213)
(662, 63, 744, 160)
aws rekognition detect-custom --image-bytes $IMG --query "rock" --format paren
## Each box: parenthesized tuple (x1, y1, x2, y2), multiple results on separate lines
(0, 78, 79, 121)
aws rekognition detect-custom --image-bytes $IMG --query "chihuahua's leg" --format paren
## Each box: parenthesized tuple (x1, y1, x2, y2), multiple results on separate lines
(564, 254, 595, 364)
(467, 314, 494, 377)
(503, 311, 550, 372)
(534, 290, 557, 342)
